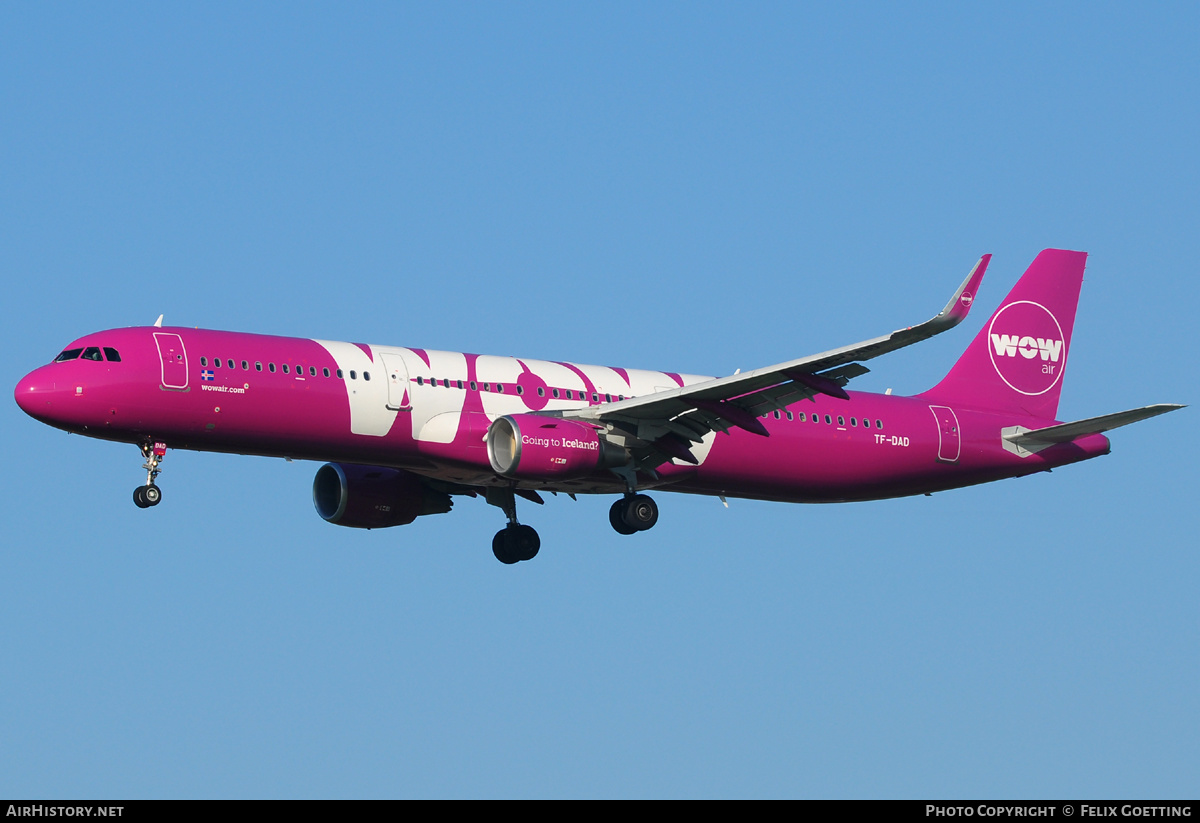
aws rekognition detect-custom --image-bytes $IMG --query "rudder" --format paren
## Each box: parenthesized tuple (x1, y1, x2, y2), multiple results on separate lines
(921, 249, 1087, 419)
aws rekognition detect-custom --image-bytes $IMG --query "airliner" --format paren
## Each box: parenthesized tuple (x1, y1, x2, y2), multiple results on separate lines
(14, 249, 1182, 563)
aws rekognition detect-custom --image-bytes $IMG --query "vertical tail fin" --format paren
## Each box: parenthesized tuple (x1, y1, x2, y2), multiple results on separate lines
(922, 249, 1087, 419)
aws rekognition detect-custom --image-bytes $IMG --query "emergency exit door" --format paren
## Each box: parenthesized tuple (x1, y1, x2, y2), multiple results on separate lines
(929, 405, 960, 463)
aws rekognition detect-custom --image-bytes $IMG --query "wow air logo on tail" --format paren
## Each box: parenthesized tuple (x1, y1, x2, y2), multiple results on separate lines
(987, 300, 1066, 396)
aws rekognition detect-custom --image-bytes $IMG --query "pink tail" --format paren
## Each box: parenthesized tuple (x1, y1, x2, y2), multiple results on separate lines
(921, 249, 1088, 419)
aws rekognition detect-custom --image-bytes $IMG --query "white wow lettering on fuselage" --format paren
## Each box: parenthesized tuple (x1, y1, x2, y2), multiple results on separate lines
(989, 334, 1063, 362)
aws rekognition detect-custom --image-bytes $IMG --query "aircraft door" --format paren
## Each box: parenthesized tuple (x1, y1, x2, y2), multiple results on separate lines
(929, 405, 961, 463)
(381, 352, 411, 411)
(154, 332, 188, 390)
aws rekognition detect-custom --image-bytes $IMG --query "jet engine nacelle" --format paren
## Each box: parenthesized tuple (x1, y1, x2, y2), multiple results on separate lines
(312, 463, 452, 529)
(487, 414, 626, 480)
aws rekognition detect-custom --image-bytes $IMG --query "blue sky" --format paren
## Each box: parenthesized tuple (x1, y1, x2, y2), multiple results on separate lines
(1, 3, 1196, 798)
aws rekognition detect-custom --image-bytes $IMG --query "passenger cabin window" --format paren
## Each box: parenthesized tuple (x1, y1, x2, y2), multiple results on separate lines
(323, 368, 330, 378)
(876, 419, 883, 429)
(242, 361, 249, 370)
(838, 415, 845, 426)
(336, 369, 343, 378)
(256, 362, 263, 372)
(310, 367, 316, 376)
(227, 359, 235, 369)
(200, 357, 207, 367)
(282, 364, 289, 374)
(350, 371, 357, 380)
(103, 347, 121, 362)
(363, 372, 370, 381)
(552, 389, 560, 399)
(54, 348, 83, 362)
(269, 363, 276, 373)
(537, 387, 545, 397)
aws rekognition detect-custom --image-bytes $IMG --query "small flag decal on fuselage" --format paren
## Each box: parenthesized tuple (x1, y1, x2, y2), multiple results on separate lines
(201, 369, 214, 381)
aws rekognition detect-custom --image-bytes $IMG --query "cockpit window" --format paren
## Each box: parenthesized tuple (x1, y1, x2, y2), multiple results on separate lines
(54, 348, 83, 362)
(103, 347, 121, 362)
(81, 347, 104, 361)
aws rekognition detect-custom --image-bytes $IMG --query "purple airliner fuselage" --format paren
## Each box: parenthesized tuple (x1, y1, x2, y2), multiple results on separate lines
(15, 250, 1182, 563)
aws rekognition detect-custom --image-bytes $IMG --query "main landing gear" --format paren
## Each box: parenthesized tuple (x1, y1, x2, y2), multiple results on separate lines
(609, 493, 659, 535)
(133, 441, 166, 509)
(485, 486, 660, 564)
(486, 487, 540, 565)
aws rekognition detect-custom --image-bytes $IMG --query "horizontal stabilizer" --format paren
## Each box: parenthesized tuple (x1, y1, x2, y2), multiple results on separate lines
(1003, 404, 1185, 448)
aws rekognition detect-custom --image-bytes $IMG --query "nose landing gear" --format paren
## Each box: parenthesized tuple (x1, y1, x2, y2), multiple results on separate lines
(133, 441, 166, 508)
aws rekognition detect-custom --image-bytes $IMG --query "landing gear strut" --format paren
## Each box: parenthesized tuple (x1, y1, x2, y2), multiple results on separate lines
(609, 493, 658, 535)
(486, 486, 540, 564)
(133, 441, 166, 509)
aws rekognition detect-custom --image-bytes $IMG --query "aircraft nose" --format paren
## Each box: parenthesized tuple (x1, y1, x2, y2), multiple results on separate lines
(14, 366, 57, 419)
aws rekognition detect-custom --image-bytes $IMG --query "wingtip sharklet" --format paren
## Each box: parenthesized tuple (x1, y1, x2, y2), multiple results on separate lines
(936, 253, 991, 327)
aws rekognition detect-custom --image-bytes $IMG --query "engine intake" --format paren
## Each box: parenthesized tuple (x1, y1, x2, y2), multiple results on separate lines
(487, 414, 626, 480)
(313, 463, 452, 529)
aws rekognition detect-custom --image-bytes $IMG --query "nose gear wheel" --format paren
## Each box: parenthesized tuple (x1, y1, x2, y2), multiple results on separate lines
(132, 442, 165, 508)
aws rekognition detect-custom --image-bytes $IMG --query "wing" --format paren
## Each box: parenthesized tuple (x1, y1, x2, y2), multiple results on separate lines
(559, 254, 991, 471)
